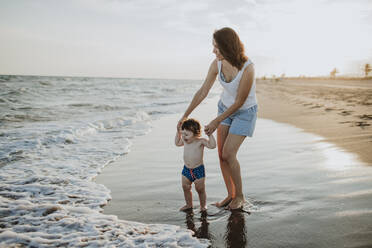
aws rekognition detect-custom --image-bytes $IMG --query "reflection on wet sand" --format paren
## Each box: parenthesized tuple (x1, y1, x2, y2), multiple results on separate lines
(185, 209, 248, 247)
(185, 210, 211, 240)
(225, 210, 247, 248)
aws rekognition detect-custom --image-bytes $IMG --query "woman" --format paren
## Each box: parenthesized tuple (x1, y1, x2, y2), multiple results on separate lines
(177, 27, 257, 210)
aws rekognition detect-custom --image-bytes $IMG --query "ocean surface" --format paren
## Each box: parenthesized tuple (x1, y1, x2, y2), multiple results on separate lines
(0, 75, 219, 247)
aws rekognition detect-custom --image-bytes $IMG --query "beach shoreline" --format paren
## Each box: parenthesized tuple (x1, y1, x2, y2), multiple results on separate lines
(256, 78, 372, 165)
(93, 78, 372, 247)
(95, 85, 372, 247)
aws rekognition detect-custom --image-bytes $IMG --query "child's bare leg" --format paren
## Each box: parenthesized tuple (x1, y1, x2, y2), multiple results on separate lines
(180, 176, 193, 211)
(194, 178, 207, 211)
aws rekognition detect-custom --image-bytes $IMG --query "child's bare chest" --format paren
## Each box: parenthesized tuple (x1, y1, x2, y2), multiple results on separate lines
(184, 141, 202, 154)
(183, 141, 204, 164)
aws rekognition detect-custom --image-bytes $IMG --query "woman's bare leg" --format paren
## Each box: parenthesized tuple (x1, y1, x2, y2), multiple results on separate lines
(215, 124, 235, 207)
(221, 133, 246, 209)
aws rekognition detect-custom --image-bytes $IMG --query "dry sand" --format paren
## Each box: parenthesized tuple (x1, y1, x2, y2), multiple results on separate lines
(256, 78, 372, 165)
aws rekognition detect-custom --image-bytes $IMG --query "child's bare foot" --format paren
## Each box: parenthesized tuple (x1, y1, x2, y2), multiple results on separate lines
(179, 205, 193, 212)
(214, 196, 232, 208)
(200, 206, 207, 212)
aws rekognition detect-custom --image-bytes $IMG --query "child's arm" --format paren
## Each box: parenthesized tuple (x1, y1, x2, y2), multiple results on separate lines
(200, 133, 216, 149)
(175, 129, 184, 147)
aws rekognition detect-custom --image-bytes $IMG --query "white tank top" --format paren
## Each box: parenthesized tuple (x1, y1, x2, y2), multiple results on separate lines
(217, 59, 257, 109)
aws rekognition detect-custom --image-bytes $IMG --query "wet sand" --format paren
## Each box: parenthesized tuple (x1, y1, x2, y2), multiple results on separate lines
(256, 78, 372, 165)
(96, 95, 372, 247)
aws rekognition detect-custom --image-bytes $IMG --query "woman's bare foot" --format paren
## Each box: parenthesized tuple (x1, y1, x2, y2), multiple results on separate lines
(179, 205, 193, 212)
(227, 196, 245, 210)
(214, 196, 232, 208)
(200, 206, 207, 212)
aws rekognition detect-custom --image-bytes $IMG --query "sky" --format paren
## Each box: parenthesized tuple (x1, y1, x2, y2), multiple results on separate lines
(0, 0, 371, 79)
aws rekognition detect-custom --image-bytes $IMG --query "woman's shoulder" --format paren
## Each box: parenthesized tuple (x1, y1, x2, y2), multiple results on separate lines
(243, 59, 254, 72)
(240, 60, 255, 80)
(209, 58, 219, 74)
(211, 58, 220, 67)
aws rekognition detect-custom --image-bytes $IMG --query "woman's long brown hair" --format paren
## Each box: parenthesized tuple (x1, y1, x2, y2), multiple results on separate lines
(213, 27, 247, 70)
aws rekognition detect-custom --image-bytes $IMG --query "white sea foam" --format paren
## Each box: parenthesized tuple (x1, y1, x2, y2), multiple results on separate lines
(0, 196, 209, 247)
(0, 76, 217, 247)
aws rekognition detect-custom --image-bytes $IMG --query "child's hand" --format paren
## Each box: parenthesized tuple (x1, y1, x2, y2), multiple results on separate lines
(177, 117, 187, 131)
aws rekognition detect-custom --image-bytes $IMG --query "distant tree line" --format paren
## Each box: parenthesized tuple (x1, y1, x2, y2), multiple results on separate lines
(365, 64, 372, 77)
(259, 63, 371, 80)
(330, 63, 371, 78)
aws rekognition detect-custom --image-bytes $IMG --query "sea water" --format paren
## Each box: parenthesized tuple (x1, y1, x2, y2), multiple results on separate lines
(0, 75, 218, 247)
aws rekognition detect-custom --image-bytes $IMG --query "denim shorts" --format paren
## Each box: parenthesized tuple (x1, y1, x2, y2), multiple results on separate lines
(217, 100, 258, 137)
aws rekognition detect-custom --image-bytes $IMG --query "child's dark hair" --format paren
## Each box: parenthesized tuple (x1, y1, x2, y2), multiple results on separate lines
(181, 118, 201, 137)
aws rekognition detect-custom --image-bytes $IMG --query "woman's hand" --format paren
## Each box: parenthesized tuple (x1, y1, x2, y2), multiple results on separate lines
(177, 116, 187, 131)
(204, 118, 220, 136)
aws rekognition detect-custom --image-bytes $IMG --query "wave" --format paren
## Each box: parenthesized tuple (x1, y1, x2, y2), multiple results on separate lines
(0, 113, 53, 123)
(0, 75, 208, 247)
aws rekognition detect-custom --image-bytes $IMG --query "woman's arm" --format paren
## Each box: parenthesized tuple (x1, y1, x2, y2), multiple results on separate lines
(177, 59, 218, 129)
(205, 64, 255, 135)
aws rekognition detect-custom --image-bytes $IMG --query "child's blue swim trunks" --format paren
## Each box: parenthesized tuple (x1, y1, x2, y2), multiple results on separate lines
(182, 164, 205, 182)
